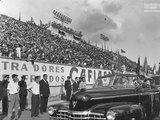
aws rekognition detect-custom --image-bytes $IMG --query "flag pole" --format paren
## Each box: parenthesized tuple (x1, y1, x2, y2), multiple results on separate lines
(116, 49, 120, 73)
(19, 9, 21, 21)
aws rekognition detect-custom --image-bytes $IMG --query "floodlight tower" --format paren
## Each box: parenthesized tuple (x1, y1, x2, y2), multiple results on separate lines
(53, 10, 72, 26)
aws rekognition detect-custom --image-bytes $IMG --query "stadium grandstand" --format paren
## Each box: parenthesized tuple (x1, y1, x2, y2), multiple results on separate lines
(0, 14, 137, 73)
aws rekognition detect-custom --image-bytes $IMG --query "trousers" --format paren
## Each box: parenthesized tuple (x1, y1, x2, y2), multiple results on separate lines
(7, 93, 19, 119)
(31, 94, 40, 117)
(40, 96, 48, 113)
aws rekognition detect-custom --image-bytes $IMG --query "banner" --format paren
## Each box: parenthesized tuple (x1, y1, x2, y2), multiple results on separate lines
(0, 57, 111, 86)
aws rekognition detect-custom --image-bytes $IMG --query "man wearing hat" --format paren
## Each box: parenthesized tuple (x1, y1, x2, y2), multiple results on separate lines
(7, 74, 20, 120)
(18, 75, 27, 111)
(2, 74, 9, 115)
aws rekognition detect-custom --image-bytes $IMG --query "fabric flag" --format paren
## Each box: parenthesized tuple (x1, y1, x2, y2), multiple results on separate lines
(142, 56, 148, 75)
(39, 19, 43, 26)
(121, 49, 126, 53)
(136, 57, 140, 75)
(100, 34, 109, 42)
(31, 17, 35, 24)
(152, 64, 156, 74)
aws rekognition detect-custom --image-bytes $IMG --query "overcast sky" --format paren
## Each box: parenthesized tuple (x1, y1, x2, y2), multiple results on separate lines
(0, 0, 160, 69)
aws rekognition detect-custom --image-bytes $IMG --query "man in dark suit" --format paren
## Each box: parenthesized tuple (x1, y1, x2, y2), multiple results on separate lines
(2, 74, 9, 115)
(73, 77, 79, 93)
(39, 74, 50, 114)
(18, 75, 27, 111)
(64, 76, 72, 101)
(0, 78, 2, 101)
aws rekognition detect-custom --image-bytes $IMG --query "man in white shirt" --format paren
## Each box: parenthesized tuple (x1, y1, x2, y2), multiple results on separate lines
(79, 77, 86, 90)
(27, 76, 40, 118)
(7, 74, 19, 120)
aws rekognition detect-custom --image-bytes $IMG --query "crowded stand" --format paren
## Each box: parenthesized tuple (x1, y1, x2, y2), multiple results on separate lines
(0, 14, 136, 72)
(51, 21, 82, 38)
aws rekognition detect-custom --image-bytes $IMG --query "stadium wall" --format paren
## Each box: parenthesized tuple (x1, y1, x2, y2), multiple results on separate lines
(0, 57, 111, 96)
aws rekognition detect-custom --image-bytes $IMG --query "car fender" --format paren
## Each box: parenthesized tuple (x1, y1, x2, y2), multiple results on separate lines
(89, 102, 146, 120)
(109, 104, 146, 120)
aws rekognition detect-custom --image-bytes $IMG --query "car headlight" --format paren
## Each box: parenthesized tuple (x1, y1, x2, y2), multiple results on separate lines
(81, 96, 90, 102)
(106, 111, 117, 120)
(82, 96, 89, 102)
(48, 106, 56, 115)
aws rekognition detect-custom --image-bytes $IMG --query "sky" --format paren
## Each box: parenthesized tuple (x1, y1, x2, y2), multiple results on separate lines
(0, 0, 160, 69)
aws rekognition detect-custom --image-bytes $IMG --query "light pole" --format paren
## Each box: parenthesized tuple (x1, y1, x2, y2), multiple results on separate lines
(100, 34, 109, 51)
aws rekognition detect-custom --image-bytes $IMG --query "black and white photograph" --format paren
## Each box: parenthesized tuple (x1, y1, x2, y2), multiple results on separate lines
(1, 0, 160, 120)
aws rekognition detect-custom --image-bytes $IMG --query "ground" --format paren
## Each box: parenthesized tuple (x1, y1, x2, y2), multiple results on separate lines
(0, 100, 64, 120)
(1, 110, 49, 120)
(1, 100, 160, 120)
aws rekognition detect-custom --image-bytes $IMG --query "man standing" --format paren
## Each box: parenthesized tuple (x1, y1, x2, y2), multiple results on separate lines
(39, 74, 50, 114)
(73, 77, 79, 93)
(7, 74, 20, 120)
(64, 76, 72, 101)
(79, 77, 86, 91)
(27, 76, 40, 118)
(0, 78, 2, 101)
(18, 75, 27, 111)
(2, 75, 9, 115)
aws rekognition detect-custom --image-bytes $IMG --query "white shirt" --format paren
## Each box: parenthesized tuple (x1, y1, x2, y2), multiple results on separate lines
(7, 81, 19, 94)
(27, 81, 40, 95)
(43, 79, 48, 84)
(79, 81, 86, 89)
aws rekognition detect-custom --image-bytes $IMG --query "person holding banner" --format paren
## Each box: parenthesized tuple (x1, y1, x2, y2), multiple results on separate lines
(64, 76, 72, 101)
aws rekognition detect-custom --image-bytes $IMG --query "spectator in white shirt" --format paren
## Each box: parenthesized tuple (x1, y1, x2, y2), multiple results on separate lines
(79, 77, 86, 91)
(27, 76, 40, 118)
(16, 45, 21, 59)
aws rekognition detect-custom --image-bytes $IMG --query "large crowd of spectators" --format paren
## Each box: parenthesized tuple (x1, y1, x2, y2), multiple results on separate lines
(51, 21, 82, 37)
(0, 14, 137, 72)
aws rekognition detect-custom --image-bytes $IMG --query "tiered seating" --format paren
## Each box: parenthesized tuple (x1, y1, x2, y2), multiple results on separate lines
(0, 14, 136, 72)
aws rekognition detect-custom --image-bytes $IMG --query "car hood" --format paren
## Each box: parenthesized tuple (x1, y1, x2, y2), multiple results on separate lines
(89, 102, 134, 114)
(74, 87, 137, 99)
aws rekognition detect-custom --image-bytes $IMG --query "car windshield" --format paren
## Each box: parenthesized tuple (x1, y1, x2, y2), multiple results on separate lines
(94, 74, 139, 88)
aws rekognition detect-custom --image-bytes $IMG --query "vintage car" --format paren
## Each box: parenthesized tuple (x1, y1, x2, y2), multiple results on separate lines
(48, 73, 160, 120)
